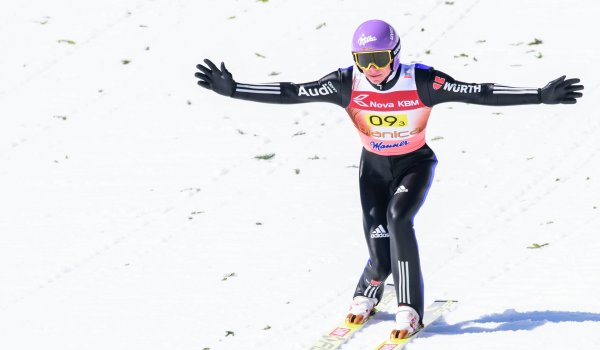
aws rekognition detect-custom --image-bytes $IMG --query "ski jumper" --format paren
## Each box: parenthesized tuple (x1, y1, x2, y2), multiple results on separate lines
(230, 63, 541, 319)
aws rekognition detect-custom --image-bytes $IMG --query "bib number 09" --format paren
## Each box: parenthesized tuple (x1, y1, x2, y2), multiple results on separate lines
(367, 114, 408, 127)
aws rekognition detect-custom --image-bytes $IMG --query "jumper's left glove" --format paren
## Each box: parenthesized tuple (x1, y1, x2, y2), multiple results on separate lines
(540, 76, 584, 104)
(195, 59, 236, 97)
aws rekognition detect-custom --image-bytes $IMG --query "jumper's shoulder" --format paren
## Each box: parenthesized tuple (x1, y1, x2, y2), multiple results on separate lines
(415, 63, 434, 71)
(337, 66, 354, 108)
(339, 65, 354, 80)
(412, 63, 436, 107)
(317, 66, 353, 85)
(413, 63, 435, 83)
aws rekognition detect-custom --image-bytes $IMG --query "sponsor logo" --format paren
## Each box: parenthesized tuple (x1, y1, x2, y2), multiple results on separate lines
(353, 94, 370, 107)
(397, 100, 420, 107)
(370, 279, 383, 286)
(298, 83, 336, 97)
(371, 225, 389, 239)
(395, 185, 408, 194)
(433, 76, 481, 93)
(350, 90, 422, 111)
(433, 76, 445, 90)
(358, 34, 377, 46)
(370, 140, 410, 151)
(326, 81, 338, 93)
(442, 82, 482, 94)
(353, 97, 419, 110)
(370, 100, 395, 109)
(357, 124, 422, 140)
(329, 327, 351, 337)
(369, 129, 420, 139)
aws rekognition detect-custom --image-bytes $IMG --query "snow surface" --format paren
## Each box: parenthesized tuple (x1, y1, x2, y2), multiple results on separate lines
(1, 0, 599, 349)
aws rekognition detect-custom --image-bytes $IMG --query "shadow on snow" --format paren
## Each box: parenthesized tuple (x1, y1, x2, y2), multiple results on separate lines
(422, 309, 600, 336)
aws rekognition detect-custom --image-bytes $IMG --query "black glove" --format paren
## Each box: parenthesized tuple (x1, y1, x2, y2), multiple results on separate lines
(195, 59, 236, 97)
(540, 76, 584, 104)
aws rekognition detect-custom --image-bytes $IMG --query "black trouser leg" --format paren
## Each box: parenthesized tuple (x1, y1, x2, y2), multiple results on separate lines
(353, 146, 436, 318)
(353, 151, 393, 303)
(388, 160, 436, 320)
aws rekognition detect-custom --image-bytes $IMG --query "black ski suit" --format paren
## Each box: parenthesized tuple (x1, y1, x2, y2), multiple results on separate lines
(218, 62, 541, 319)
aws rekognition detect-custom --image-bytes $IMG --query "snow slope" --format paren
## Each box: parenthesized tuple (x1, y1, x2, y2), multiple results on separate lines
(1, 0, 599, 349)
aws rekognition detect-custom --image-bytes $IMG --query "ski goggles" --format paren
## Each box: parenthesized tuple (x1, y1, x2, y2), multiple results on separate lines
(353, 50, 393, 70)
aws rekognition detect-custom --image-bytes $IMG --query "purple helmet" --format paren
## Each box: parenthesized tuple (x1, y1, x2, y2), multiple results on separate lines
(351, 19, 401, 71)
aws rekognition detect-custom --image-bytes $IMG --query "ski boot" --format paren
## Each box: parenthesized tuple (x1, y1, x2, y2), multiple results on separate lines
(345, 296, 377, 325)
(390, 305, 422, 340)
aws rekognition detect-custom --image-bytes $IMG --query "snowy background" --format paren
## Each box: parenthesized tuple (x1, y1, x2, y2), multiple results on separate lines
(1, 0, 599, 349)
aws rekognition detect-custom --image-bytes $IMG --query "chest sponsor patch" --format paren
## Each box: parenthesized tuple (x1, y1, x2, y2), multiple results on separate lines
(350, 90, 422, 111)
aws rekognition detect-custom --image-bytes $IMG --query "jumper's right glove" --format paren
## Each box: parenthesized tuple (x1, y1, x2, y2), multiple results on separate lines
(540, 76, 584, 104)
(195, 59, 236, 97)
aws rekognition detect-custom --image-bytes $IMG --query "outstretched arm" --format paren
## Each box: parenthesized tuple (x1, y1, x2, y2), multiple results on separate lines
(195, 59, 352, 107)
(415, 67, 584, 107)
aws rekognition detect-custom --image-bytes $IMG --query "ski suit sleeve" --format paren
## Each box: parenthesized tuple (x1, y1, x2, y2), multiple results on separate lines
(414, 65, 542, 107)
(232, 68, 353, 108)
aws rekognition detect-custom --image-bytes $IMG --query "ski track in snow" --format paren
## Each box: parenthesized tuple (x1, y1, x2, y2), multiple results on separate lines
(1, 1, 599, 350)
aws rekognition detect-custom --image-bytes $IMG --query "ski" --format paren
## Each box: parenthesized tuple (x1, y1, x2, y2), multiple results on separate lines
(309, 285, 396, 350)
(373, 300, 458, 350)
